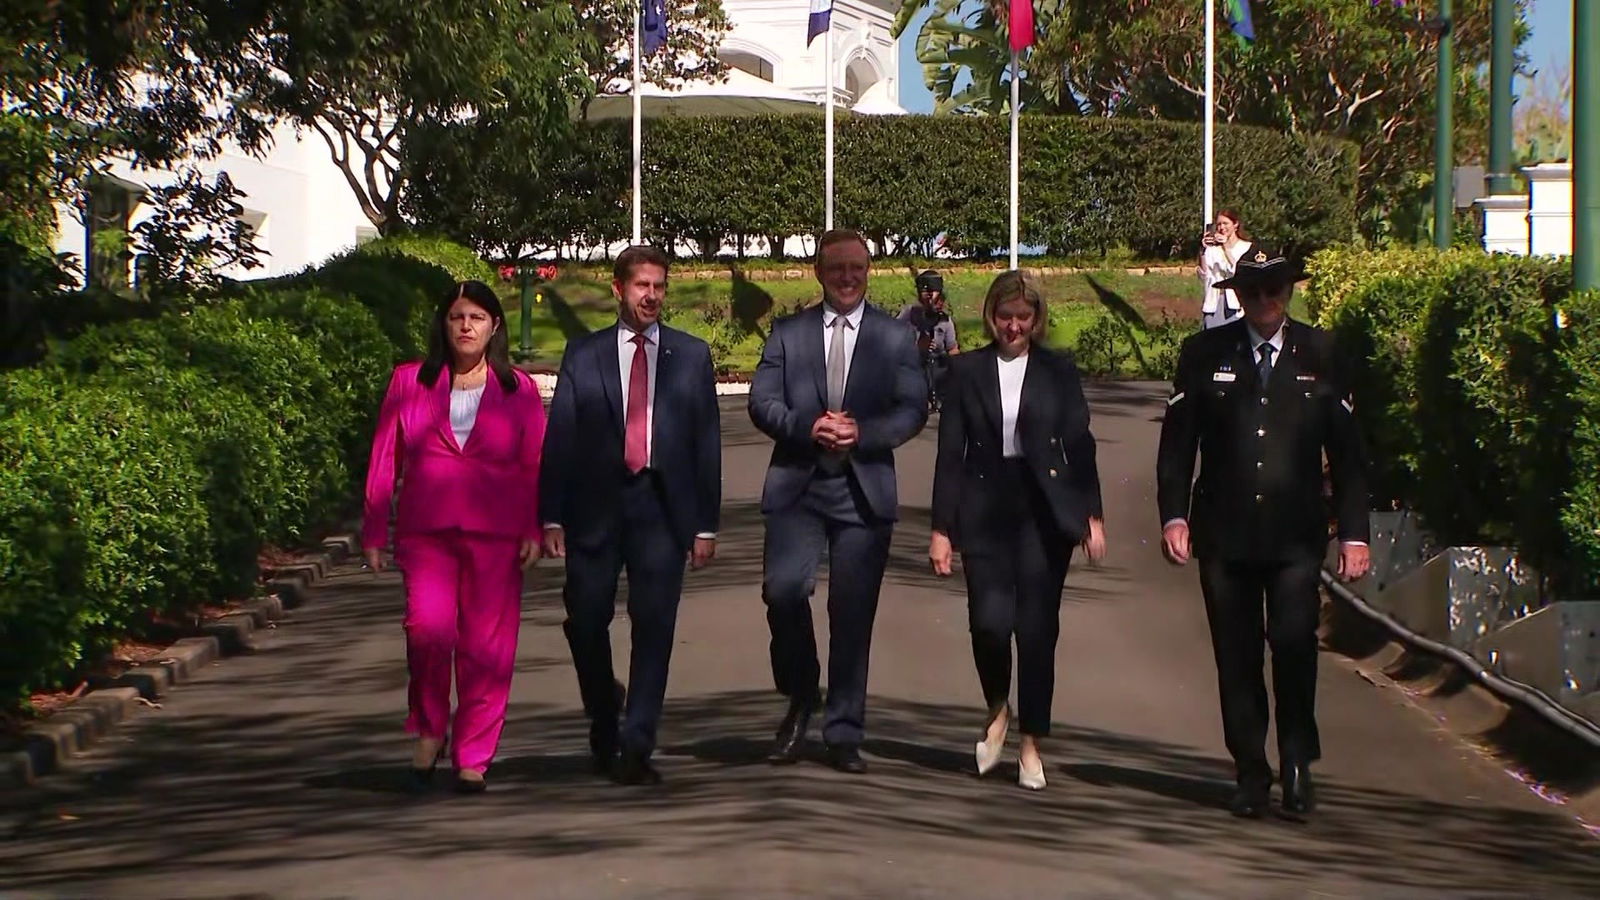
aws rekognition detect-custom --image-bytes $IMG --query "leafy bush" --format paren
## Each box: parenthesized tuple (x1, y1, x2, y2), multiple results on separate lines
(1559, 292, 1600, 591)
(1308, 247, 1589, 592)
(410, 114, 1358, 261)
(0, 239, 471, 706)
(1068, 307, 1193, 380)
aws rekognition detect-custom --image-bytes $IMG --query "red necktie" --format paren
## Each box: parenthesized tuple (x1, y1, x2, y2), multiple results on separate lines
(624, 333, 649, 473)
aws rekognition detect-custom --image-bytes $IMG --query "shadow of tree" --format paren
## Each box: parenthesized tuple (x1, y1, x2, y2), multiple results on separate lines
(729, 266, 774, 342)
(543, 285, 594, 342)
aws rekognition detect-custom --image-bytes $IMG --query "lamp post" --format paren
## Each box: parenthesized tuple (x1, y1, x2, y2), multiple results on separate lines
(1486, 0, 1514, 196)
(1577, 0, 1598, 290)
(1433, 0, 1454, 250)
(519, 265, 535, 358)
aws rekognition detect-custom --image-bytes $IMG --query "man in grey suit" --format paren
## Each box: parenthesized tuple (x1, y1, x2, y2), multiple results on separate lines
(748, 229, 928, 774)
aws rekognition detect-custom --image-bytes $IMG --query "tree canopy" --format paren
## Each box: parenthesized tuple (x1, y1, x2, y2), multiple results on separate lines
(896, 0, 1517, 240)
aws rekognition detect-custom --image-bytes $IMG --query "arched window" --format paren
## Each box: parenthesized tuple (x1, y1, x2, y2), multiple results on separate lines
(721, 50, 774, 82)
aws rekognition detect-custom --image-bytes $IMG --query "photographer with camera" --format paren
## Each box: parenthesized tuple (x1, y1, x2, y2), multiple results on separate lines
(898, 270, 960, 412)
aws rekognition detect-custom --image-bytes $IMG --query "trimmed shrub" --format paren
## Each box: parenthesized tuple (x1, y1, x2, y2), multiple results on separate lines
(0, 238, 475, 706)
(1306, 247, 1588, 592)
(1558, 291, 1600, 593)
(411, 114, 1359, 261)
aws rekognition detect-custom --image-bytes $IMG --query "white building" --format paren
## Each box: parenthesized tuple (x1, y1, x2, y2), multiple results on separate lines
(52, 0, 908, 286)
(587, 0, 906, 119)
(52, 128, 377, 289)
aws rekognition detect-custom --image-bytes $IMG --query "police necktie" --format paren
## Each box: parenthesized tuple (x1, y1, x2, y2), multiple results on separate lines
(1256, 342, 1275, 390)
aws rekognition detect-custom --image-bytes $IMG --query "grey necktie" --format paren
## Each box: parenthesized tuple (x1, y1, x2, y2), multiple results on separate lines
(827, 314, 851, 411)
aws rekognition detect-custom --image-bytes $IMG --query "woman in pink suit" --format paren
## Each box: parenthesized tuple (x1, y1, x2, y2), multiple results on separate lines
(363, 280, 546, 794)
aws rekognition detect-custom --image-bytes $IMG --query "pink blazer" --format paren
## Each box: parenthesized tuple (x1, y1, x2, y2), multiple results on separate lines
(362, 361, 546, 549)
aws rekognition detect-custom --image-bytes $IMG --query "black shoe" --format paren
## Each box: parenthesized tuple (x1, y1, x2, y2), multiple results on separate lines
(615, 749, 664, 786)
(1230, 785, 1269, 819)
(767, 696, 817, 765)
(588, 681, 627, 774)
(454, 771, 488, 794)
(1279, 763, 1315, 819)
(825, 744, 868, 775)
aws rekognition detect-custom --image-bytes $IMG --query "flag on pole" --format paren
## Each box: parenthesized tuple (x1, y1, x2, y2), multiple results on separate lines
(1223, 0, 1254, 43)
(997, 0, 1034, 53)
(642, 0, 668, 56)
(807, 0, 832, 46)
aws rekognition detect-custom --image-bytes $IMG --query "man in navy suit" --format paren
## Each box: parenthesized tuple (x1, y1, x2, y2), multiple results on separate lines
(749, 229, 928, 774)
(541, 245, 721, 785)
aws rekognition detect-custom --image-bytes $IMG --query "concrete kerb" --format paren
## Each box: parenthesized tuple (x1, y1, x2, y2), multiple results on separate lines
(1, 532, 358, 790)
(1319, 568, 1600, 827)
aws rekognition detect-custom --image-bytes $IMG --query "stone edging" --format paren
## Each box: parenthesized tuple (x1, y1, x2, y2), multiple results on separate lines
(1, 532, 361, 790)
(1319, 567, 1600, 826)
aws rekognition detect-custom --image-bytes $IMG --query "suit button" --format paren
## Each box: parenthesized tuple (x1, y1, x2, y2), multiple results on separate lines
(1257, 428, 1266, 438)
(1049, 469, 1058, 478)
(1050, 437, 1058, 445)
(1260, 397, 1268, 406)
(1256, 461, 1264, 470)
(1255, 494, 1264, 503)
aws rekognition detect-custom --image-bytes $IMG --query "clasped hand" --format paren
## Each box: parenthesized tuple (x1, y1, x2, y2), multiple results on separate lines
(812, 411, 859, 451)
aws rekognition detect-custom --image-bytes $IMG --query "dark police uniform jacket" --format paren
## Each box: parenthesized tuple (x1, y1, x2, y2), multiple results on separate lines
(1156, 319, 1369, 562)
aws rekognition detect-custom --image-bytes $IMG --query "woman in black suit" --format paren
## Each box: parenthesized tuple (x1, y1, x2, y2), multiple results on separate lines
(929, 270, 1106, 790)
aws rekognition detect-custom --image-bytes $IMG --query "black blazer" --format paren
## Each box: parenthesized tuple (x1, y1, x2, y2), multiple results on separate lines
(1156, 318, 1369, 562)
(932, 344, 1103, 551)
(748, 302, 927, 521)
(539, 323, 721, 551)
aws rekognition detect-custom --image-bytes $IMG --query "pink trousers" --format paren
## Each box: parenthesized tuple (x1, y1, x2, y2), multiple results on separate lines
(395, 530, 523, 774)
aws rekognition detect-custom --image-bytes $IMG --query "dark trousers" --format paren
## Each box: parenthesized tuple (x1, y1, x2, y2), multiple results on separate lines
(761, 470, 892, 747)
(962, 460, 1072, 737)
(1198, 556, 1323, 788)
(562, 473, 685, 757)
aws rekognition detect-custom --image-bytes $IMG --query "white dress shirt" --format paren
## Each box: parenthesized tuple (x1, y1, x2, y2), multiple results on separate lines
(822, 301, 865, 386)
(618, 321, 661, 464)
(997, 351, 1029, 458)
(449, 384, 486, 449)
(1246, 320, 1286, 372)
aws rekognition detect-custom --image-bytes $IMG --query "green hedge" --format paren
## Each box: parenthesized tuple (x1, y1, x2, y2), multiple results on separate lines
(0, 239, 462, 707)
(1304, 248, 1590, 592)
(410, 114, 1358, 261)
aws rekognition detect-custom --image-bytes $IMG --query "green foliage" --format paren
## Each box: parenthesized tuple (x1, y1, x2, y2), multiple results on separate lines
(356, 234, 497, 285)
(1559, 292, 1600, 589)
(1309, 248, 1590, 592)
(265, 238, 458, 358)
(0, 237, 470, 707)
(409, 114, 1358, 261)
(901, 0, 1508, 240)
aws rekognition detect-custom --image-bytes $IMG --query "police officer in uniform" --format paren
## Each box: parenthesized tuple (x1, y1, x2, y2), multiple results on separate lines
(1156, 246, 1371, 820)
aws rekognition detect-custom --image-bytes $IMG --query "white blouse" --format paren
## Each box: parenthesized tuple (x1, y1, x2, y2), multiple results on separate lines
(1201, 240, 1253, 314)
(997, 352, 1029, 458)
(449, 384, 486, 449)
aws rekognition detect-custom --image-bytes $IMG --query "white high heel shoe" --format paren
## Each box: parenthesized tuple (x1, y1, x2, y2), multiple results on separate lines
(1018, 753, 1046, 791)
(974, 707, 1010, 777)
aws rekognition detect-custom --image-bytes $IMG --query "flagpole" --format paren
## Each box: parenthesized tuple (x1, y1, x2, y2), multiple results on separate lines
(632, 6, 643, 245)
(1010, 50, 1020, 270)
(1203, 0, 1215, 230)
(825, 29, 835, 231)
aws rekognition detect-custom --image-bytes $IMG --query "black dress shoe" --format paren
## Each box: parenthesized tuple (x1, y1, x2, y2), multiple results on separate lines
(825, 744, 868, 775)
(767, 696, 817, 765)
(588, 681, 627, 774)
(1280, 763, 1315, 818)
(615, 749, 663, 786)
(455, 772, 488, 794)
(1230, 785, 1269, 819)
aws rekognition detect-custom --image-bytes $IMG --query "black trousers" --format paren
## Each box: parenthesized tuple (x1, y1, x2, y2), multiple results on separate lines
(1198, 556, 1323, 788)
(562, 473, 685, 757)
(961, 460, 1072, 737)
(761, 470, 892, 747)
